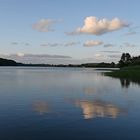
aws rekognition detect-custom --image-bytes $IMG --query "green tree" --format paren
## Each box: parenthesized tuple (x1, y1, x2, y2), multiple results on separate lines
(119, 53, 131, 67)
(121, 53, 126, 62)
(126, 53, 131, 62)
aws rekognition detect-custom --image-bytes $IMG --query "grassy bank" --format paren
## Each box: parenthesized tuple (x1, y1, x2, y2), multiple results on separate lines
(105, 66, 140, 79)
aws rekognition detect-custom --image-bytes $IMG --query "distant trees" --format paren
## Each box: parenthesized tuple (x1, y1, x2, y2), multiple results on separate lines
(131, 56, 140, 65)
(119, 53, 140, 67)
(1, 53, 139, 68)
(0, 58, 18, 66)
(119, 53, 131, 67)
(81, 62, 116, 68)
(110, 62, 115, 67)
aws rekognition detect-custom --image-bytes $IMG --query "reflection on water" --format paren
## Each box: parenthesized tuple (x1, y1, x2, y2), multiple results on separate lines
(75, 100, 126, 119)
(84, 87, 95, 94)
(105, 75, 140, 88)
(120, 78, 130, 88)
(33, 101, 50, 115)
(0, 67, 140, 140)
(32, 99, 126, 119)
(118, 78, 140, 88)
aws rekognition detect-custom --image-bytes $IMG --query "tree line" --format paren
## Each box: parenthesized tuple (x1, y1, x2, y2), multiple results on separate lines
(119, 53, 140, 67)
(0, 53, 140, 67)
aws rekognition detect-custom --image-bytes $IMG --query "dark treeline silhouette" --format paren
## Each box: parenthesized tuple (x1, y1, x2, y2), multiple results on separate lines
(0, 57, 117, 68)
(119, 53, 140, 67)
(0, 58, 18, 66)
(120, 78, 131, 88)
(1, 53, 139, 68)
(81, 62, 116, 68)
(105, 53, 140, 88)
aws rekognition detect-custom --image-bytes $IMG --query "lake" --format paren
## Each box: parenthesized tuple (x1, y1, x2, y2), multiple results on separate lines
(0, 67, 140, 140)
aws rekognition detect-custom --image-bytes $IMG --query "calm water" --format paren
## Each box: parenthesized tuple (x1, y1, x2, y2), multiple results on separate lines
(0, 67, 140, 140)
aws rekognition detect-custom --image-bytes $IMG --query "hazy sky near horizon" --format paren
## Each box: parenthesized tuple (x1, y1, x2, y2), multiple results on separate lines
(0, 0, 140, 64)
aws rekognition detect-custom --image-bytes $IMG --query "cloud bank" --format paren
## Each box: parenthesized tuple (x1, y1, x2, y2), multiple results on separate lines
(69, 16, 129, 35)
(41, 41, 80, 47)
(0, 53, 74, 64)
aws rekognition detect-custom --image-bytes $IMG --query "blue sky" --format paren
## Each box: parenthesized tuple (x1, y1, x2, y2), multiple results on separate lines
(0, 0, 140, 64)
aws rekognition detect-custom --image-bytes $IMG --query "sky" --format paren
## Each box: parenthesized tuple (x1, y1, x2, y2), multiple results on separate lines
(0, 0, 140, 64)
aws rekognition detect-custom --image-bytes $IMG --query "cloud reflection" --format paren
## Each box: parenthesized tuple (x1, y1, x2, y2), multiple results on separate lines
(33, 101, 50, 115)
(75, 100, 126, 119)
(84, 87, 95, 94)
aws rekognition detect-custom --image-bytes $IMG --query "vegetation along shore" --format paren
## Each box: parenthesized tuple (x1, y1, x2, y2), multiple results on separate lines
(105, 53, 140, 86)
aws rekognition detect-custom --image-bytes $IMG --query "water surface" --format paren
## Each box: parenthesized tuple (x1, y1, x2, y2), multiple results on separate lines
(0, 67, 140, 140)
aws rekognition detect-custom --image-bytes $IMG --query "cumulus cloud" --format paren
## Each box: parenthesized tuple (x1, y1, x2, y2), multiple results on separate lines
(84, 40, 103, 47)
(32, 19, 56, 32)
(69, 16, 129, 35)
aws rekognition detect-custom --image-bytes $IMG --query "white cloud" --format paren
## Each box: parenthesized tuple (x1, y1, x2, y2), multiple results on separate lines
(32, 19, 56, 32)
(84, 40, 103, 47)
(70, 16, 129, 35)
